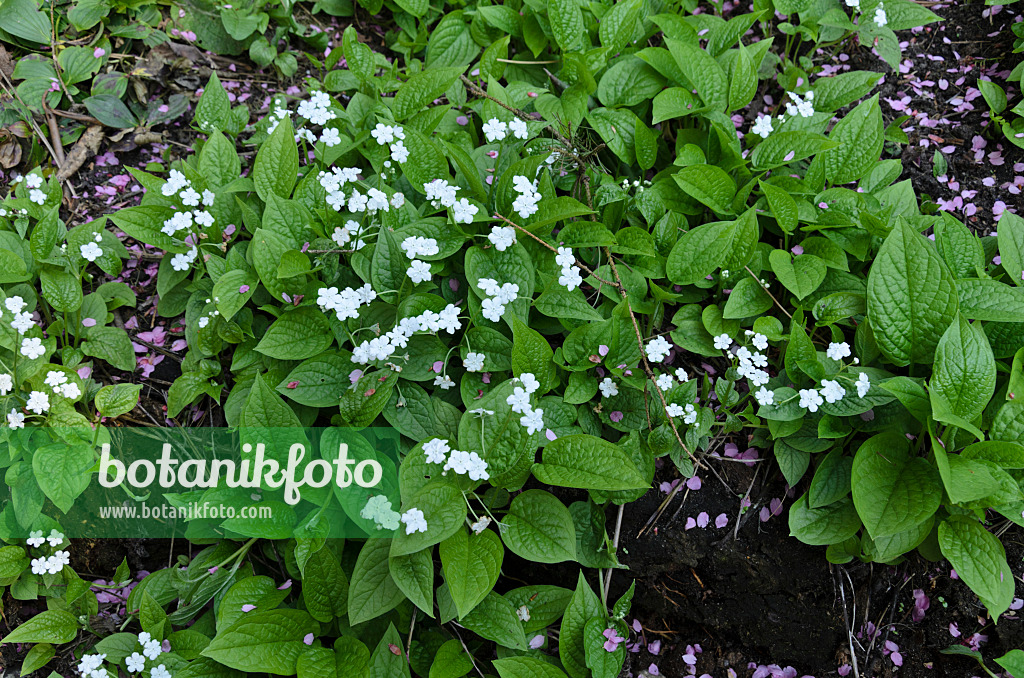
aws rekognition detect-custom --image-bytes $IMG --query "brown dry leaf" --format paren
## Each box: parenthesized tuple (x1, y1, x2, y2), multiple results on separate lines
(0, 134, 21, 169)
(0, 45, 13, 79)
(55, 125, 105, 182)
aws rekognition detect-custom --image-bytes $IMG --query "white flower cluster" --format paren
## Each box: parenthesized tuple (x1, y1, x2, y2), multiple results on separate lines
(297, 91, 337, 127)
(402, 236, 439, 284)
(512, 175, 542, 220)
(100, 632, 173, 677)
(196, 297, 222, 330)
(506, 373, 545, 435)
(424, 179, 478, 224)
(873, 3, 887, 26)
(370, 123, 410, 165)
(26, 529, 64, 548)
(422, 438, 490, 481)
(25, 172, 46, 205)
(556, 246, 583, 291)
(3, 295, 36, 337)
(80, 232, 104, 262)
(360, 494, 400, 530)
(477, 278, 519, 322)
(316, 284, 377, 322)
(350, 304, 462, 365)
(751, 90, 816, 139)
(330, 220, 368, 250)
(755, 341, 872, 411)
(44, 370, 82, 400)
(482, 117, 528, 143)
(30, 549, 70, 575)
(159, 170, 215, 261)
(666, 402, 698, 424)
(645, 336, 672, 363)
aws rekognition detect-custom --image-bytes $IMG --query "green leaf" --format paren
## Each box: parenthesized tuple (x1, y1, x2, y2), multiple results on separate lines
(938, 516, 1015, 620)
(651, 87, 701, 124)
(823, 95, 884, 184)
(83, 94, 137, 128)
(808, 449, 853, 508)
(769, 250, 827, 300)
(0, 0, 51, 42)
(672, 164, 735, 214)
(494, 657, 570, 678)
(256, 307, 333, 361)
(388, 548, 433, 617)
(368, 624, 411, 678)
(347, 540, 406, 625)
(788, 493, 861, 546)
(253, 116, 298, 200)
(935, 213, 984, 279)
(584, 617, 627, 678)
(995, 650, 1024, 677)
(393, 67, 464, 121)
(202, 610, 319, 675)
(502, 489, 577, 564)
(217, 576, 290, 632)
(750, 131, 837, 169)
(32, 443, 92, 512)
(440, 528, 503, 618)
(961, 440, 1024, 469)
(195, 73, 232, 132)
(548, 0, 586, 52)
(429, 640, 475, 678)
(559, 572, 602, 678)
(110, 206, 189, 253)
(94, 383, 142, 418)
(40, 268, 83, 312)
(930, 313, 996, 424)
(666, 39, 727, 110)
(1, 610, 79, 645)
(390, 480, 467, 557)
(666, 213, 756, 284)
(998, 211, 1024, 288)
(866, 219, 958, 365)
(851, 432, 941, 539)
(722, 277, 773, 319)
(533, 434, 649, 491)
(81, 326, 136, 371)
(303, 548, 350, 622)
(20, 642, 55, 675)
(957, 279, 1024, 322)
(760, 181, 799, 233)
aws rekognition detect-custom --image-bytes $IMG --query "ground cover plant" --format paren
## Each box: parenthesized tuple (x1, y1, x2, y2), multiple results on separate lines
(1, 0, 1024, 675)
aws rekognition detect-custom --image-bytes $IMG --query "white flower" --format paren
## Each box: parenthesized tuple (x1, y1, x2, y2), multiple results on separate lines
(656, 374, 675, 391)
(7, 408, 24, 429)
(401, 508, 428, 534)
(11, 312, 34, 334)
(646, 336, 672, 362)
(26, 390, 50, 414)
(509, 118, 528, 140)
(464, 352, 485, 372)
(785, 91, 815, 118)
(151, 665, 172, 678)
(25, 173, 43, 189)
(401, 236, 438, 259)
(360, 495, 400, 530)
(820, 379, 846, 404)
(555, 247, 575, 268)
(434, 374, 455, 390)
(856, 372, 871, 398)
(78, 654, 107, 675)
(798, 388, 824, 412)
(666, 403, 684, 417)
(482, 118, 508, 142)
(20, 337, 45, 360)
(826, 342, 852, 361)
(45, 370, 68, 391)
(752, 333, 769, 351)
(713, 334, 732, 350)
(142, 639, 162, 660)
(391, 192, 405, 209)
(80, 242, 103, 262)
(61, 382, 82, 400)
(161, 169, 189, 196)
(518, 373, 540, 394)
(512, 191, 541, 219)
(755, 387, 775, 406)
(452, 198, 478, 224)
(423, 438, 450, 464)
(488, 226, 517, 251)
(371, 123, 397, 145)
(320, 128, 341, 147)
(471, 516, 491, 534)
(0, 373, 12, 395)
(390, 140, 409, 163)
(750, 352, 768, 368)
(126, 653, 146, 673)
(31, 557, 48, 575)
(506, 387, 532, 414)
(29, 189, 46, 205)
(520, 407, 545, 435)
(558, 266, 583, 291)
(443, 449, 490, 480)
(481, 298, 506, 322)
(407, 260, 432, 284)
(194, 210, 215, 227)
(516, 605, 531, 622)
(683, 403, 698, 424)
(27, 530, 45, 547)
(198, 317, 210, 329)
(873, 3, 887, 26)
(4, 296, 26, 313)
(202, 189, 215, 207)
(138, 632, 152, 645)
(179, 187, 201, 207)
(675, 368, 689, 383)
(599, 378, 619, 398)
(845, 0, 860, 9)
(170, 252, 192, 272)
(752, 115, 774, 139)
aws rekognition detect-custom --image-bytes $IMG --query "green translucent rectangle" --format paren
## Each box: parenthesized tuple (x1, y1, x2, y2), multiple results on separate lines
(0, 427, 402, 539)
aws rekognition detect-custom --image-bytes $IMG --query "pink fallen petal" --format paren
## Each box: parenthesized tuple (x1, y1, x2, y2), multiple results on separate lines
(241, 604, 256, 612)
(715, 513, 728, 528)
(303, 633, 314, 645)
(82, 318, 97, 327)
